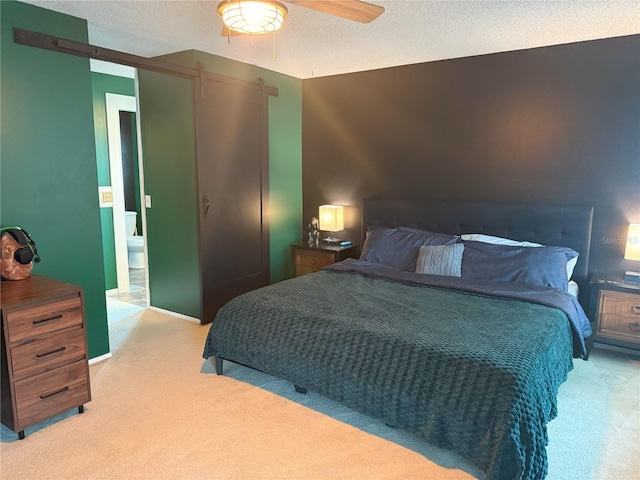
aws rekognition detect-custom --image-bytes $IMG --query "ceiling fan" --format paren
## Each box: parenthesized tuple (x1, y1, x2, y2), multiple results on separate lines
(218, 0, 385, 36)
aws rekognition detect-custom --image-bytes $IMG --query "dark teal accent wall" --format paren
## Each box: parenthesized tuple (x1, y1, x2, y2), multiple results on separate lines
(1, 1, 109, 358)
(91, 72, 136, 291)
(155, 51, 303, 283)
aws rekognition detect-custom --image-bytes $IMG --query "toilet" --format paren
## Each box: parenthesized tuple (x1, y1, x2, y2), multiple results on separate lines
(124, 211, 145, 269)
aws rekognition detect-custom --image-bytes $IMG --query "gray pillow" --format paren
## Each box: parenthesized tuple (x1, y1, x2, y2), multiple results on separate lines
(461, 240, 578, 291)
(415, 244, 464, 277)
(360, 227, 460, 272)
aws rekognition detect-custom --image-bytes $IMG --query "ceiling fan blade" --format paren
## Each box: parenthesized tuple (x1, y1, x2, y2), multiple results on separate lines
(287, 1, 384, 23)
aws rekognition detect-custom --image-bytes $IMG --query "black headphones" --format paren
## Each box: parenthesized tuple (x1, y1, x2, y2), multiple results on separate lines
(0, 226, 41, 265)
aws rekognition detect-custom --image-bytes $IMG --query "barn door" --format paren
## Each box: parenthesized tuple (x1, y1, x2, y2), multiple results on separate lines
(196, 74, 270, 324)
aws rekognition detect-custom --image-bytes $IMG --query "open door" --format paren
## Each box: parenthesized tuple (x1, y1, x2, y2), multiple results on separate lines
(137, 71, 202, 320)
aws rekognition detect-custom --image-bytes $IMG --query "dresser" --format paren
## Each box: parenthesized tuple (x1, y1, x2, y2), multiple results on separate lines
(587, 273, 640, 358)
(1, 275, 91, 439)
(291, 242, 359, 277)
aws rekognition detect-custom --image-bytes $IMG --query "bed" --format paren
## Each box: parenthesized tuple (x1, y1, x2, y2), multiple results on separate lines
(203, 199, 594, 480)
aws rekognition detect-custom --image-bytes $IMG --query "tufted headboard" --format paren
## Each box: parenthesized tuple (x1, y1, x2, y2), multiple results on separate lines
(362, 198, 594, 307)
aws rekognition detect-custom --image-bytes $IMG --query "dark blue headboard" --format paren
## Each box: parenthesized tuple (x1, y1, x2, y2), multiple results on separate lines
(362, 198, 594, 307)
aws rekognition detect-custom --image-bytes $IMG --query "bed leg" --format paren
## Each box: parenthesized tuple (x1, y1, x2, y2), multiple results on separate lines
(215, 357, 224, 375)
(584, 337, 593, 360)
(294, 385, 307, 394)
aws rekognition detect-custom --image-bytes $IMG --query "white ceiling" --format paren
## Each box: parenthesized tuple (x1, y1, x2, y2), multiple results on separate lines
(21, 0, 640, 79)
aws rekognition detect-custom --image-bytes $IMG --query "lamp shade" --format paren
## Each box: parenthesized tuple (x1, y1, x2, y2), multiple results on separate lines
(625, 224, 640, 261)
(319, 205, 344, 232)
(217, 0, 287, 35)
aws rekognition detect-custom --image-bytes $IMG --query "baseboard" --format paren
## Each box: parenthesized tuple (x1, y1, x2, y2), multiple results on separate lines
(105, 288, 119, 296)
(147, 306, 201, 324)
(88, 352, 113, 365)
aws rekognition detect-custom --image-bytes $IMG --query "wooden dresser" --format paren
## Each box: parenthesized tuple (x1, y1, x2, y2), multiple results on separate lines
(1, 275, 91, 439)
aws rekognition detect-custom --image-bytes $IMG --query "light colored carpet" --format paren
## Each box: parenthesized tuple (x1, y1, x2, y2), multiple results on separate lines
(1, 306, 638, 480)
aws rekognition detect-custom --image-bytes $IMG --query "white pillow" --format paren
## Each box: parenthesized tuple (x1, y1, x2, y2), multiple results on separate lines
(415, 244, 464, 277)
(460, 233, 542, 248)
(568, 280, 579, 299)
(460, 233, 578, 281)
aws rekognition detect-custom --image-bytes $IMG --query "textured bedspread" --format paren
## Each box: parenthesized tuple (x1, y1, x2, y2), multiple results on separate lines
(203, 260, 584, 480)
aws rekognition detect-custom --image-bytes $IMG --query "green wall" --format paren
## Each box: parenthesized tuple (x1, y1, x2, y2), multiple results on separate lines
(155, 51, 303, 283)
(1, 1, 302, 353)
(91, 72, 136, 291)
(1, 1, 109, 358)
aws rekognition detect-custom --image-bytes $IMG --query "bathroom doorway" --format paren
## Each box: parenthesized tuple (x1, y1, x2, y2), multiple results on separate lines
(105, 92, 146, 297)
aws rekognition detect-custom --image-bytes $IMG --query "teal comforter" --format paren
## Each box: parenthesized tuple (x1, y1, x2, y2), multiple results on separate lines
(204, 260, 581, 480)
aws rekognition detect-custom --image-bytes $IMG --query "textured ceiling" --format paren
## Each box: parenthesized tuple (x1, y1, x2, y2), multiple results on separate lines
(21, 0, 640, 79)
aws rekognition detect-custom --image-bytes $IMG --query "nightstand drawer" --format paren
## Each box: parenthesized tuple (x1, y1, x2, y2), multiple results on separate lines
(4, 297, 82, 344)
(291, 243, 359, 278)
(295, 250, 334, 269)
(587, 273, 640, 358)
(599, 291, 640, 319)
(14, 360, 90, 430)
(11, 328, 87, 379)
(598, 314, 640, 343)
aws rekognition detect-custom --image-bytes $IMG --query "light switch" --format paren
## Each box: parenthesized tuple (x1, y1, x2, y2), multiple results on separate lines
(98, 186, 113, 208)
(145, 195, 151, 208)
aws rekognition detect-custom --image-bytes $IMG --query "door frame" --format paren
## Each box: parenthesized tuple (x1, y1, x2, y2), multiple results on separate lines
(105, 93, 138, 293)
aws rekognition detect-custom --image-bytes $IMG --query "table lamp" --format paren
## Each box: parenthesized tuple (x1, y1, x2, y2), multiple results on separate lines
(624, 223, 640, 282)
(319, 205, 344, 243)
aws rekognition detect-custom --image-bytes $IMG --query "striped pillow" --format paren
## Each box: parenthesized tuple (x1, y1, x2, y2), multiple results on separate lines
(415, 244, 464, 277)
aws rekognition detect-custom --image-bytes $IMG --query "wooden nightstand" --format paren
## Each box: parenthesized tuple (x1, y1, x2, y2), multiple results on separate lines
(1, 275, 91, 439)
(291, 242, 359, 277)
(587, 272, 640, 358)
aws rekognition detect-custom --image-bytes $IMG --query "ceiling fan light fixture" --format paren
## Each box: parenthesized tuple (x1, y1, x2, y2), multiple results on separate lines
(218, 0, 288, 35)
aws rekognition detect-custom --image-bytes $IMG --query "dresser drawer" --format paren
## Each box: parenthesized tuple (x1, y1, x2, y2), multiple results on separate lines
(11, 328, 87, 379)
(599, 291, 640, 319)
(4, 297, 82, 344)
(14, 360, 90, 430)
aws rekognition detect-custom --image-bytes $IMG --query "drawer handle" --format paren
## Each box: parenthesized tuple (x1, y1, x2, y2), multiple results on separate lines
(629, 323, 640, 332)
(632, 306, 640, 315)
(36, 346, 66, 358)
(40, 386, 69, 400)
(33, 314, 63, 325)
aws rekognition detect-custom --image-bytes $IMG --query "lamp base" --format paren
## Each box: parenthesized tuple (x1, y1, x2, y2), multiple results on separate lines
(624, 270, 640, 283)
(323, 236, 342, 244)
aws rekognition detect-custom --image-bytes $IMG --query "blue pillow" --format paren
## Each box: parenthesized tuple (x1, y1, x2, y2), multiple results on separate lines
(360, 227, 460, 272)
(461, 240, 578, 291)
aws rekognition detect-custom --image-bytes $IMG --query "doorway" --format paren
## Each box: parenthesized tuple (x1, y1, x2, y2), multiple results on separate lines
(105, 92, 148, 307)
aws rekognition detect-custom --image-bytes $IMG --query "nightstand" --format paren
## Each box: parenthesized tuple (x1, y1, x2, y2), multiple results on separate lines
(291, 242, 359, 277)
(587, 272, 640, 358)
(1, 275, 91, 439)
